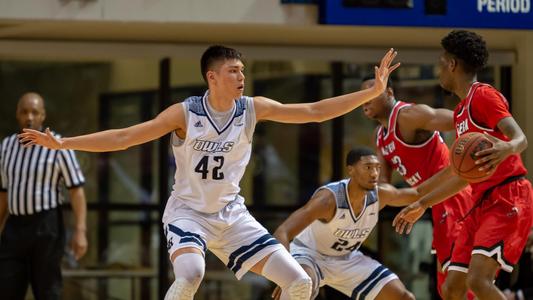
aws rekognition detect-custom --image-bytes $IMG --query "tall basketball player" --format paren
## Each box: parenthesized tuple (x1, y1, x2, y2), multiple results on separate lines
(19, 46, 399, 300)
(393, 30, 533, 300)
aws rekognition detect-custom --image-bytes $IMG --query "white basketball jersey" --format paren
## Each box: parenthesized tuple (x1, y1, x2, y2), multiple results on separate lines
(294, 179, 379, 257)
(164, 91, 256, 217)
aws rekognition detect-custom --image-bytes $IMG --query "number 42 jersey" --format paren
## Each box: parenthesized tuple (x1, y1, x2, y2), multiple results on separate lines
(294, 179, 379, 257)
(164, 92, 256, 218)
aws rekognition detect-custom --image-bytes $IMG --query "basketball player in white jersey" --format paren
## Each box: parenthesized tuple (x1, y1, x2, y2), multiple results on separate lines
(273, 148, 417, 300)
(18, 46, 399, 300)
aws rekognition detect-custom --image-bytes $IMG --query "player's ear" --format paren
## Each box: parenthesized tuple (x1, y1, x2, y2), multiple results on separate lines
(347, 165, 355, 177)
(450, 57, 458, 72)
(207, 70, 216, 83)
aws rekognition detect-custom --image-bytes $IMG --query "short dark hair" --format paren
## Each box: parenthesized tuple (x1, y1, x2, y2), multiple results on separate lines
(346, 147, 375, 166)
(200, 45, 243, 83)
(361, 74, 394, 90)
(441, 30, 488, 74)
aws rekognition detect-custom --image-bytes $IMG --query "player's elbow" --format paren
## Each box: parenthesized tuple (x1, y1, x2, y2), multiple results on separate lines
(306, 103, 329, 123)
(312, 109, 331, 123)
(513, 133, 528, 154)
(115, 129, 133, 150)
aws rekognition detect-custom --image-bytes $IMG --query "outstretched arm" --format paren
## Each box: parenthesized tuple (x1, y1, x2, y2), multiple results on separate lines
(273, 189, 336, 250)
(255, 49, 400, 123)
(397, 104, 455, 133)
(19, 103, 186, 152)
(392, 166, 469, 234)
(377, 183, 419, 209)
(415, 166, 469, 208)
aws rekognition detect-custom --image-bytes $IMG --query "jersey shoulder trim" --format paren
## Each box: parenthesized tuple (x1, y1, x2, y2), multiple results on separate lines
(322, 181, 350, 209)
(185, 96, 206, 116)
(366, 189, 378, 206)
(235, 97, 247, 117)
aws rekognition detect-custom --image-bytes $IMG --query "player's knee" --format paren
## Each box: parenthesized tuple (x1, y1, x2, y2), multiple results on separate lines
(465, 273, 490, 295)
(164, 250, 206, 300)
(442, 282, 465, 300)
(171, 252, 205, 292)
(285, 276, 312, 300)
(183, 266, 204, 287)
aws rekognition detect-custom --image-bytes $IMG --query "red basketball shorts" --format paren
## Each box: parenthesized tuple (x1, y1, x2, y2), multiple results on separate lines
(447, 178, 533, 273)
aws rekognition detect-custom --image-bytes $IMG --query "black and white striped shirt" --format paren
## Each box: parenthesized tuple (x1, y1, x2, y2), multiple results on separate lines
(0, 133, 85, 216)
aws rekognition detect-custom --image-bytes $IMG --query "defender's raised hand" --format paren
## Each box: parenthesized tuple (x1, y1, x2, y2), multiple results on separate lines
(372, 48, 400, 95)
(19, 127, 62, 149)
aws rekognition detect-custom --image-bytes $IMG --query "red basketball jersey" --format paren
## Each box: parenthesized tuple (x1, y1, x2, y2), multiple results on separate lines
(377, 100, 474, 272)
(453, 82, 527, 198)
(377, 101, 449, 186)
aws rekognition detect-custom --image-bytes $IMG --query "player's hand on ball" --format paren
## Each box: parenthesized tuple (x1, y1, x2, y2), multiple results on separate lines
(19, 127, 63, 149)
(392, 201, 426, 234)
(474, 133, 512, 174)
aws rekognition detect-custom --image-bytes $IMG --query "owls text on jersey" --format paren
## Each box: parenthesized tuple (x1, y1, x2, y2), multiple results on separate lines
(163, 91, 256, 218)
(294, 179, 379, 257)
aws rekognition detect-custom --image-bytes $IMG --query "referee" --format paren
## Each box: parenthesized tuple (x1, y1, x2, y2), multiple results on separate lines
(0, 93, 88, 300)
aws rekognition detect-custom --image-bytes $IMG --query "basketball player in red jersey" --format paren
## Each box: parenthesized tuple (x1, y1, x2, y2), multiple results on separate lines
(393, 30, 533, 300)
(360, 77, 474, 298)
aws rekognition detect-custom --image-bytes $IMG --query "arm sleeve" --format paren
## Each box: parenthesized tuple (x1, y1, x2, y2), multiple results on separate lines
(57, 149, 85, 189)
(470, 87, 512, 130)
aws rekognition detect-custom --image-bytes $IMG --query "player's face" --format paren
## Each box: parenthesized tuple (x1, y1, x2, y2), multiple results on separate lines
(348, 155, 380, 190)
(360, 79, 391, 120)
(16, 98, 45, 130)
(438, 52, 455, 92)
(209, 59, 245, 99)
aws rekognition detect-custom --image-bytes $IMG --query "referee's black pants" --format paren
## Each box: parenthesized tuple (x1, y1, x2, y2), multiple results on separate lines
(0, 208, 65, 300)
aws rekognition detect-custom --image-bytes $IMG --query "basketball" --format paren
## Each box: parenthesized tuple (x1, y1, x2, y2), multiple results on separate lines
(450, 132, 495, 183)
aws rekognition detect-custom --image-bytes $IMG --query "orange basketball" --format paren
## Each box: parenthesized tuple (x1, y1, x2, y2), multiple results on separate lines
(450, 132, 495, 183)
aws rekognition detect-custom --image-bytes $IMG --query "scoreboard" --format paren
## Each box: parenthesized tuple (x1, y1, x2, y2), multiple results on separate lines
(319, 0, 533, 29)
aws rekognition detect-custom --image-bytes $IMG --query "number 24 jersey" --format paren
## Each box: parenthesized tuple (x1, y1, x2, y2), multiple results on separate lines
(294, 179, 379, 257)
